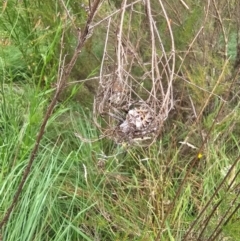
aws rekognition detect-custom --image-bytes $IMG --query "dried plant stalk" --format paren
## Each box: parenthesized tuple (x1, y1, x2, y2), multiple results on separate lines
(0, 0, 102, 229)
(94, 0, 175, 144)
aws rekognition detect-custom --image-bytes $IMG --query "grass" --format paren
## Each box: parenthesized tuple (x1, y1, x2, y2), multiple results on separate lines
(0, 1, 240, 241)
(1, 83, 240, 240)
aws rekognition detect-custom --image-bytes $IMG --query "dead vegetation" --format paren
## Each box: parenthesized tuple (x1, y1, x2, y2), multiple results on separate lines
(94, 0, 175, 144)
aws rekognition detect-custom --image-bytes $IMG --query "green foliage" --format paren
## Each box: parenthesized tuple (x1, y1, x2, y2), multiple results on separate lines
(228, 32, 238, 59)
(0, 1, 240, 241)
(174, 5, 203, 50)
(0, 1, 63, 85)
(223, 220, 240, 241)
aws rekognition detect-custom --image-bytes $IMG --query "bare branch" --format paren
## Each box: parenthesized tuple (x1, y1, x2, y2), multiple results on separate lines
(0, 0, 102, 229)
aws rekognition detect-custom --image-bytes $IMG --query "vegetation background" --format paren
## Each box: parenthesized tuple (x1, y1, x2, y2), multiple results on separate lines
(0, 0, 240, 240)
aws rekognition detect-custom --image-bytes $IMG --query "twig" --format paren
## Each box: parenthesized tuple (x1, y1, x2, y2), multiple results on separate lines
(176, 0, 210, 73)
(209, 200, 240, 241)
(157, 0, 175, 114)
(60, 0, 77, 29)
(213, 0, 228, 60)
(0, 0, 102, 229)
(90, 0, 142, 29)
(179, 0, 189, 10)
(182, 68, 240, 240)
(116, 0, 127, 84)
(67, 74, 111, 86)
(99, 18, 112, 86)
(197, 169, 240, 240)
(145, 0, 157, 108)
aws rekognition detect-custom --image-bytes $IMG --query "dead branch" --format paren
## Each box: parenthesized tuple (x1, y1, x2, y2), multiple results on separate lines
(94, 0, 176, 144)
(0, 0, 102, 229)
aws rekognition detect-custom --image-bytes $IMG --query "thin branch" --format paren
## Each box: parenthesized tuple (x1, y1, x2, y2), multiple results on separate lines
(116, 0, 127, 84)
(0, 0, 102, 229)
(90, 0, 142, 29)
(209, 200, 240, 241)
(99, 18, 111, 86)
(182, 68, 240, 240)
(179, 0, 189, 10)
(213, 0, 228, 60)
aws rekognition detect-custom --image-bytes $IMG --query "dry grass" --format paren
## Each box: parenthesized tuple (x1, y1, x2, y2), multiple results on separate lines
(1, 1, 240, 241)
(94, 0, 175, 144)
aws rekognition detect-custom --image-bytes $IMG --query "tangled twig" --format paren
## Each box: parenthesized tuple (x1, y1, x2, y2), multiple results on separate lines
(94, 0, 176, 144)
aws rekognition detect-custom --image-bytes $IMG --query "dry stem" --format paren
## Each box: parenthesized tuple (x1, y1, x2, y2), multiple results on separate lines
(0, 0, 102, 229)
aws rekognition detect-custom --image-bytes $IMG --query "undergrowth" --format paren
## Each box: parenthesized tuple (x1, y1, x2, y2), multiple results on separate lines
(0, 1, 240, 241)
